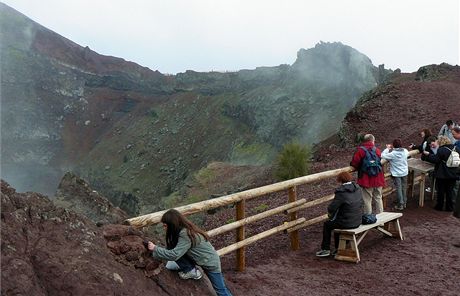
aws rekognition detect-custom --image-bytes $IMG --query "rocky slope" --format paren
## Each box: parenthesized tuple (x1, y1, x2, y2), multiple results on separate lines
(1, 3, 387, 213)
(201, 63, 460, 296)
(54, 172, 129, 225)
(1, 180, 215, 295)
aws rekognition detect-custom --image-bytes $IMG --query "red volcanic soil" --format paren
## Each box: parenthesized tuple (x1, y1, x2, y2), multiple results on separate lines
(219, 196, 460, 296)
(202, 65, 460, 296)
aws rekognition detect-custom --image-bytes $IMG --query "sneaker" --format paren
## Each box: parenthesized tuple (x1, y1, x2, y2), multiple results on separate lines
(395, 205, 404, 211)
(425, 187, 431, 193)
(315, 249, 331, 257)
(331, 250, 338, 256)
(178, 268, 202, 280)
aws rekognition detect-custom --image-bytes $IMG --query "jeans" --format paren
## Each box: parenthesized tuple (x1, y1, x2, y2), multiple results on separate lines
(454, 180, 460, 218)
(175, 255, 233, 296)
(392, 176, 407, 206)
(453, 180, 459, 207)
(362, 187, 383, 214)
(205, 271, 233, 296)
(175, 254, 195, 272)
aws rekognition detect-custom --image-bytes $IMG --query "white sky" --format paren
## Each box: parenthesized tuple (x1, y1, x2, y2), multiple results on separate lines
(3, 0, 460, 74)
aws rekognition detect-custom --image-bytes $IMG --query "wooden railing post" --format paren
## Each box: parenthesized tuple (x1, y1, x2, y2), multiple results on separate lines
(236, 200, 245, 271)
(288, 186, 300, 250)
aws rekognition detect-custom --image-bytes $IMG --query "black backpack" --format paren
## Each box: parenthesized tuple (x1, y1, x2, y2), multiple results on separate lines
(359, 146, 382, 177)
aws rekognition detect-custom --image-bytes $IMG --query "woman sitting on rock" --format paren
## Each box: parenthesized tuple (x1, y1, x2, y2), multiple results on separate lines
(316, 171, 363, 257)
(146, 209, 233, 296)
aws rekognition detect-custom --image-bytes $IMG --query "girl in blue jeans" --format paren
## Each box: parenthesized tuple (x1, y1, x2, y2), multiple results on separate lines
(147, 209, 232, 296)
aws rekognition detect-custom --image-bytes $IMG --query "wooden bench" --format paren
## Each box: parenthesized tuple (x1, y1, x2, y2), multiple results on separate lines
(333, 212, 403, 263)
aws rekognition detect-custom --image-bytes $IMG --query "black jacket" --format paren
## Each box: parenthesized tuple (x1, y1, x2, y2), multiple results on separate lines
(415, 136, 430, 154)
(424, 144, 458, 179)
(328, 182, 363, 228)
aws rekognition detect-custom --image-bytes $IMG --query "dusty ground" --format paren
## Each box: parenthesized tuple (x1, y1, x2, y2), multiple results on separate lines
(202, 65, 460, 296)
(220, 195, 460, 296)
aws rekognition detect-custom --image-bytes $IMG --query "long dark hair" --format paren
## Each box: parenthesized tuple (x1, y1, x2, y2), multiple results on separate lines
(161, 209, 210, 249)
(422, 129, 432, 140)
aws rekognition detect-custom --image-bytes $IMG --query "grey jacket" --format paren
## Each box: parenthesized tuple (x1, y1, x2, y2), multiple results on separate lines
(381, 147, 409, 177)
(152, 228, 221, 272)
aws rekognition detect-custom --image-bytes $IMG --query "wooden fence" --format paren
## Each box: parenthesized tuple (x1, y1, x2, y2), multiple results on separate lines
(126, 149, 420, 271)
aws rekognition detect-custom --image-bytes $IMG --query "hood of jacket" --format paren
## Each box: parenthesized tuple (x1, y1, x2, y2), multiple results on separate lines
(335, 182, 359, 194)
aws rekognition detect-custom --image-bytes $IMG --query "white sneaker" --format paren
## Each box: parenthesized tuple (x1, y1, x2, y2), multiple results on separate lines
(178, 268, 202, 280)
(315, 249, 331, 257)
(425, 187, 431, 193)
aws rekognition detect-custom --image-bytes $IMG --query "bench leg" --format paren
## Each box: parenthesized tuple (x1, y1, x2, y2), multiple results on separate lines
(335, 234, 360, 263)
(381, 219, 404, 240)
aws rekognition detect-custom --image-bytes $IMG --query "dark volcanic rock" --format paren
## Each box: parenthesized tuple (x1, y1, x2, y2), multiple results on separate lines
(54, 172, 129, 225)
(0, 180, 214, 296)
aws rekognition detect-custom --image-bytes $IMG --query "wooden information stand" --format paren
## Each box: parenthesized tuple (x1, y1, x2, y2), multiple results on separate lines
(407, 158, 435, 207)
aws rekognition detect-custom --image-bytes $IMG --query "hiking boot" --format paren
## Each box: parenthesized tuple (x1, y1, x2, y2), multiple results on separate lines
(315, 249, 331, 257)
(178, 268, 202, 280)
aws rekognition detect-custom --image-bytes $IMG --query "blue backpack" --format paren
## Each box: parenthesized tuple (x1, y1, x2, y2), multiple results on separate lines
(359, 146, 382, 177)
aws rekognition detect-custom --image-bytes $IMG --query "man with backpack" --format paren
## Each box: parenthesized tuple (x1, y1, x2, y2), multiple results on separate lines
(350, 134, 385, 214)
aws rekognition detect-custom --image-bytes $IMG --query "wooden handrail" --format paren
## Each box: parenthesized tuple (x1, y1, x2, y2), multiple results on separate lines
(207, 198, 307, 237)
(285, 214, 329, 233)
(125, 148, 420, 271)
(286, 194, 335, 214)
(126, 166, 353, 228)
(126, 150, 419, 228)
(216, 218, 306, 256)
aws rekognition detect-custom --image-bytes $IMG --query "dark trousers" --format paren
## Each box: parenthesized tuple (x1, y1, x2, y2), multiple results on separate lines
(435, 178, 456, 211)
(321, 220, 342, 250)
(175, 254, 196, 272)
(454, 181, 460, 218)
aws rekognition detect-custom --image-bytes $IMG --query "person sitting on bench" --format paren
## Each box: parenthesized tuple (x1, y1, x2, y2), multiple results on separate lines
(316, 172, 363, 257)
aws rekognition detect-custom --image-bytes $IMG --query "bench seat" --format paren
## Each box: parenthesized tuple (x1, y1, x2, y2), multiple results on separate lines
(333, 212, 403, 263)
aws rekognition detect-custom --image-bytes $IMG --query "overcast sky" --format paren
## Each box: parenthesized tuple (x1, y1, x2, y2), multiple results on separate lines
(3, 0, 459, 74)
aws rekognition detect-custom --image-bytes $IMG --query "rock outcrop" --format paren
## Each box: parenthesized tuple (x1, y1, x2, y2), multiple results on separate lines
(54, 172, 129, 225)
(1, 180, 215, 295)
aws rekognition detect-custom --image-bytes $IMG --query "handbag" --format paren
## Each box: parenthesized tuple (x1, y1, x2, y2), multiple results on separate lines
(362, 213, 377, 225)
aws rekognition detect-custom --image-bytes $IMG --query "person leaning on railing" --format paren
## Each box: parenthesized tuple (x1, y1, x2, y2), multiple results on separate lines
(146, 209, 233, 296)
(422, 136, 457, 212)
(381, 139, 409, 210)
(409, 128, 432, 154)
(350, 134, 385, 214)
(451, 126, 460, 218)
